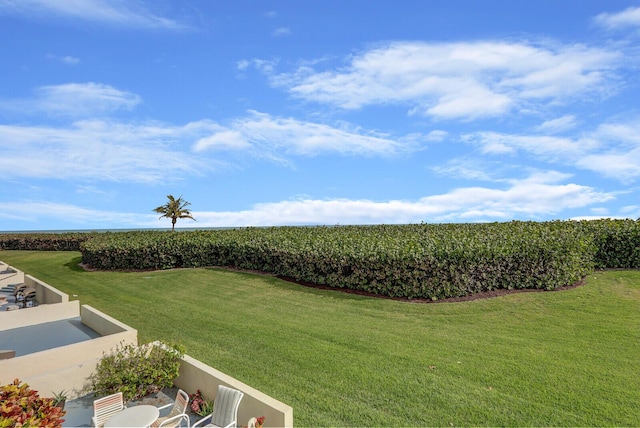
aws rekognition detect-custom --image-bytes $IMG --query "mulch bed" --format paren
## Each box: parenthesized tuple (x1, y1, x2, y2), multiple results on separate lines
(276, 275, 587, 303)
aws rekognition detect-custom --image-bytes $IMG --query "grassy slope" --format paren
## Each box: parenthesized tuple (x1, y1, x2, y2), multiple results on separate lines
(1, 251, 639, 426)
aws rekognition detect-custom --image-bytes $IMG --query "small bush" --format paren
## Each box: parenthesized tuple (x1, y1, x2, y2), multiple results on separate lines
(0, 378, 66, 428)
(85, 341, 185, 402)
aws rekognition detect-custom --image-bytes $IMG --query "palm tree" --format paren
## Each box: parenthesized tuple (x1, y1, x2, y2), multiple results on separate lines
(153, 195, 196, 231)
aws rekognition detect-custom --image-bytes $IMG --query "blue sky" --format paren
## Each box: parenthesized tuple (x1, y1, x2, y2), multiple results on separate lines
(1, 0, 640, 231)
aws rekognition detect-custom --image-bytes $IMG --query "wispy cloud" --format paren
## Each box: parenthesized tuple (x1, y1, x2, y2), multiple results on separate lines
(159, 171, 614, 226)
(0, 119, 217, 183)
(0, 0, 188, 30)
(193, 110, 426, 157)
(0, 201, 147, 227)
(464, 131, 595, 158)
(262, 41, 618, 121)
(594, 6, 640, 30)
(431, 158, 501, 182)
(3, 170, 612, 228)
(272, 27, 291, 37)
(46, 53, 80, 65)
(463, 117, 640, 182)
(536, 115, 578, 133)
(0, 82, 141, 117)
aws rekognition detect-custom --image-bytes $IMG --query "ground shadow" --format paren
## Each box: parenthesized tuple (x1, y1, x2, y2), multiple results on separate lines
(64, 256, 86, 273)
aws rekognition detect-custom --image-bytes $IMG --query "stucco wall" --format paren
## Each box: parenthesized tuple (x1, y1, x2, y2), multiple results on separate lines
(0, 300, 79, 330)
(0, 264, 24, 288)
(24, 274, 69, 304)
(174, 351, 294, 428)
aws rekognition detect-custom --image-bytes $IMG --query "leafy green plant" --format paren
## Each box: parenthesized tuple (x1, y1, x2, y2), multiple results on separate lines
(52, 390, 68, 408)
(85, 341, 185, 402)
(0, 378, 66, 428)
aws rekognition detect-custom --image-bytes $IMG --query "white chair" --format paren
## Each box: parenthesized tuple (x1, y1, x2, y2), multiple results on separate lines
(192, 385, 244, 428)
(92, 392, 126, 428)
(151, 389, 190, 427)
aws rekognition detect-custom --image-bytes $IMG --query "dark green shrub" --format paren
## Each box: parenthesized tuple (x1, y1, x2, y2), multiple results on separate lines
(0, 233, 92, 251)
(579, 219, 640, 268)
(78, 222, 596, 299)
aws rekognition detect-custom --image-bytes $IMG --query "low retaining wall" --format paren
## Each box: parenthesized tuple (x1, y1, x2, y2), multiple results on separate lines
(174, 350, 294, 428)
(0, 264, 24, 288)
(0, 300, 79, 330)
(24, 274, 69, 304)
(0, 264, 68, 305)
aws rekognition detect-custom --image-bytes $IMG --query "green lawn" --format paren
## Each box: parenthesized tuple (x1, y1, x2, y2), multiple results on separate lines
(2, 251, 639, 426)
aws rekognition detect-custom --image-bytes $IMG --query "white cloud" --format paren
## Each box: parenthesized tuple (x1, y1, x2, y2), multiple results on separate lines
(173, 171, 613, 226)
(0, 82, 141, 117)
(0, 171, 615, 228)
(194, 111, 424, 157)
(536, 115, 577, 133)
(431, 158, 499, 182)
(594, 6, 640, 30)
(194, 130, 250, 151)
(578, 152, 640, 182)
(46, 53, 80, 65)
(0, 0, 187, 30)
(0, 201, 146, 227)
(0, 119, 217, 183)
(464, 131, 596, 158)
(464, 118, 640, 182)
(424, 130, 448, 142)
(266, 41, 618, 121)
(272, 27, 291, 37)
(236, 60, 250, 71)
(0, 106, 433, 184)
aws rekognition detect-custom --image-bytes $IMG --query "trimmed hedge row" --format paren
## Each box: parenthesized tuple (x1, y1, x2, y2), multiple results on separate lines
(579, 219, 640, 269)
(0, 233, 92, 251)
(4, 219, 639, 300)
(79, 221, 596, 300)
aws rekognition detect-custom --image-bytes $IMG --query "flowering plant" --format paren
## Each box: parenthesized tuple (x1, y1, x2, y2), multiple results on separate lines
(189, 389, 215, 417)
(255, 415, 265, 428)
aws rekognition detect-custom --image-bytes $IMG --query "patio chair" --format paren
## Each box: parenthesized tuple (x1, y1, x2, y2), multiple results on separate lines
(20, 288, 36, 308)
(12, 283, 27, 298)
(192, 385, 244, 428)
(151, 389, 190, 428)
(91, 392, 126, 428)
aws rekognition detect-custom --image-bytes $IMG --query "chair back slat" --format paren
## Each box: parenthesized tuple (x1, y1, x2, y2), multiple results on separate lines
(210, 385, 244, 428)
(151, 389, 190, 428)
(93, 392, 125, 427)
(167, 389, 189, 418)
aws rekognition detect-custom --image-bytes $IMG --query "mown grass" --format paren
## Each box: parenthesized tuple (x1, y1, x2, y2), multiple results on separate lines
(2, 251, 639, 426)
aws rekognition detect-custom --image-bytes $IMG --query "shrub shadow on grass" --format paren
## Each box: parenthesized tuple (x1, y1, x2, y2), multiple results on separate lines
(64, 256, 86, 273)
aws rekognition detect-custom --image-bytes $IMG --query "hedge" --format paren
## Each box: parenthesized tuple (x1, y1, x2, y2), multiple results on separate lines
(77, 221, 593, 300)
(4, 219, 639, 300)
